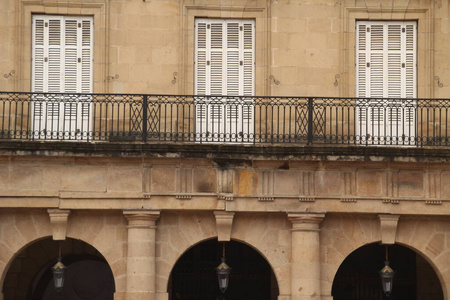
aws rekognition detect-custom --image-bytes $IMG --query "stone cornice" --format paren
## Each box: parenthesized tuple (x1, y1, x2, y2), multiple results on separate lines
(0, 141, 449, 162)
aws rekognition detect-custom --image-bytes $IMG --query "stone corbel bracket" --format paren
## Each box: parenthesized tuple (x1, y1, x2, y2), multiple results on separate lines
(48, 209, 71, 240)
(214, 211, 235, 242)
(378, 214, 400, 244)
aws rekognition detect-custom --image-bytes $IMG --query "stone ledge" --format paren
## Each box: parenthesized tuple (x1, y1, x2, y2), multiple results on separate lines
(0, 140, 449, 162)
(0, 194, 448, 215)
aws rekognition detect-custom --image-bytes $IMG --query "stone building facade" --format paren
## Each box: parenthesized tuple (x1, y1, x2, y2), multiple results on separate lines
(0, 1, 449, 300)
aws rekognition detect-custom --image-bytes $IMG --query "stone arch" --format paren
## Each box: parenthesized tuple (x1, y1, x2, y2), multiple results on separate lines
(155, 212, 290, 296)
(2, 236, 115, 300)
(228, 236, 283, 290)
(230, 213, 291, 295)
(394, 241, 447, 300)
(167, 238, 280, 300)
(65, 210, 127, 292)
(331, 242, 444, 300)
(0, 210, 54, 291)
(321, 215, 450, 300)
(165, 237, 281, 291)
(0, 210, 127, 297)
(320, 214, 381, 297)
(156, 211, 219, 294)
(395, 217, 450, 300)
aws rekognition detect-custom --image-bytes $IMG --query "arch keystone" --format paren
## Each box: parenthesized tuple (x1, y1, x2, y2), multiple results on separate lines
(214, 211, 235, 241)
(48, 209, 70, 240)
(378, 214, 400, 244)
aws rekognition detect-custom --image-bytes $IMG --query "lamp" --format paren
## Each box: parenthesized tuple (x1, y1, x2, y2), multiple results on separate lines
(216, 242, 231, 293)
(379, 245, 395, 297)
(51, 243, 66, 292)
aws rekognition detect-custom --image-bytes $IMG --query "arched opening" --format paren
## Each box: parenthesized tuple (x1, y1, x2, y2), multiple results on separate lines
(168, 239, 279, 300)
(332, 243, 444, 300)
(3, 237, 115, 300)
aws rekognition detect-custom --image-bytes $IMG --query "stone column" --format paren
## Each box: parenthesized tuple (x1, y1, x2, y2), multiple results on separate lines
(123, 210, 160, 300)
(288, 213, 325, 300)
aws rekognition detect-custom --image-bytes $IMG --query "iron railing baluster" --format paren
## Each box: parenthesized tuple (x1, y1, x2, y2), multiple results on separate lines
(0, 92, 448, 147)
(307, 97, 314, 145)
(142, 94, 148, 142)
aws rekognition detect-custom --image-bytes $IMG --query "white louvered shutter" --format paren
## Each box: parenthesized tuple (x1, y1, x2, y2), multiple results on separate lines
(241, 22, 255, 141)
(31, 17, 46, 134)
(356, 21, 416, 144)
(32, 15, 93, 140)
(195, 19, 255, 143)
(226, 21, 240, 140)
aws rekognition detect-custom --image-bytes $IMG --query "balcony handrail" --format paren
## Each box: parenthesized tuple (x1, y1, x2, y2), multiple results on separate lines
(6, 91, 450, 101)
(0, 91, 448, 147)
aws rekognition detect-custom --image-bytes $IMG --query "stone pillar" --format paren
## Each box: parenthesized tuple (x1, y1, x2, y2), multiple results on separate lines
(288, 213, 325, 300)
(123, 210, 160, 300)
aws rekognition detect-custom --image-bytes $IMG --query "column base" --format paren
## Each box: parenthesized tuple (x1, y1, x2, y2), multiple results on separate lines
(290, 296, 322, 300)
(125, 292, 156, 300)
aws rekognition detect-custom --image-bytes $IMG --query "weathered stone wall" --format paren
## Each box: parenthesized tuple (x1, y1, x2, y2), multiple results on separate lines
(0, 155, 449, 214)
(0, 0, 448, 98)
(0, 209, 447, 299)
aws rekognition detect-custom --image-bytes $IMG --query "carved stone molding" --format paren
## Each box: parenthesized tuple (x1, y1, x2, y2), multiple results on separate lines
(299, 197, 315, 202)
(214, 211, 235, 241)
(341, 198, 357, 203)
(261, 170, 274, 195)
(258, 197, 275, 202)
(288, 212, 325, 231)
(300, 171, 314, 196)
(378, 214, 400, 244)
(218, 169, 234, 194)
(425, 200, 442, 205)
(382, 199, 399, 204)
(218, 194, 234, 201)
(47, 209, 70, 241)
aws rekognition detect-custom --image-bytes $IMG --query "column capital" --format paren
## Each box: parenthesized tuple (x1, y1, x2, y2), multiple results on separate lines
(123, 210, 160, 228)
(287, 212, 325, 231)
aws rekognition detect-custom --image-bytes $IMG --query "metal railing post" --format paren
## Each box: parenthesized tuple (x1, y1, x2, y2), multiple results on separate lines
(142, 95, 148, 142)
(307, 97, 314, 145)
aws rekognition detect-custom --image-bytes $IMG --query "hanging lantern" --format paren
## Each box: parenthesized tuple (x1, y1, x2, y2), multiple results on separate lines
(216, 242, 231, 293)
(379, 246, 395, 297)
(52, 257, 67, 292)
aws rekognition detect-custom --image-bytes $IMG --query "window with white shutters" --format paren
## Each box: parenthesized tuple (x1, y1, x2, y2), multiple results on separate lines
(356, 21, 417, 145)
(195, 18, 255, 143)
(32, 15, 93, 140)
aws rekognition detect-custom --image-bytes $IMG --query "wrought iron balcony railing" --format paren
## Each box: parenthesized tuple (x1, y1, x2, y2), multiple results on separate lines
(0, 92, 449, 147)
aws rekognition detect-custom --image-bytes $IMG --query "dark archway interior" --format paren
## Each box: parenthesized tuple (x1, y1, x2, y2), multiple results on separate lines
(3, 237, 115, 300)
(332, 243, 443, 300)
(168, 239, 279, 300)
